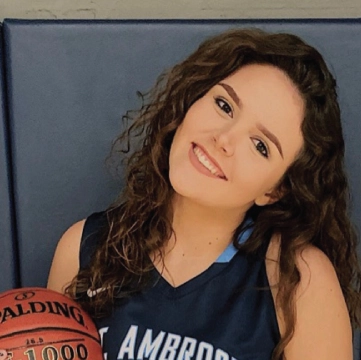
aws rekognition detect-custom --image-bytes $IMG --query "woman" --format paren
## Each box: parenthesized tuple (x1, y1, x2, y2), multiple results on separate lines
(47, 28, 361, 359)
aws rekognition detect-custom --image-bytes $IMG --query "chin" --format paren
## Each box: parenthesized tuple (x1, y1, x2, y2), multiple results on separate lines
(169, 159, 229, 207)
(170, 176, 219, 208)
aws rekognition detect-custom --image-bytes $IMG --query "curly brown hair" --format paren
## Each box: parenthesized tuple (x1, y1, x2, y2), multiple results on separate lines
(67, 28, 361, 359)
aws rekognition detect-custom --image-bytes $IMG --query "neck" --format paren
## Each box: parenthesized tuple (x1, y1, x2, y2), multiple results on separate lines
(165, 194, 248, 258)
(151, 194, 251, 288)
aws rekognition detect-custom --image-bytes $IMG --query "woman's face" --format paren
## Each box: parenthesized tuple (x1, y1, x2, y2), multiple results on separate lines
(169, 63, 304, 212)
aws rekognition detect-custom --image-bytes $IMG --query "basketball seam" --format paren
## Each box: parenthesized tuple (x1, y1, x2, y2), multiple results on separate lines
(0, 327, 100, 344)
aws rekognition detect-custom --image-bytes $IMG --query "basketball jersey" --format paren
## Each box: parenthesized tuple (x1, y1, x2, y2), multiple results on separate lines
(79, 211, 281, 360)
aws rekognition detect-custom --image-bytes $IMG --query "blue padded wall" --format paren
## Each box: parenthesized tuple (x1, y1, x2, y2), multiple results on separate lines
(0, 25, 18, 292)
(4, 18, 361, 285)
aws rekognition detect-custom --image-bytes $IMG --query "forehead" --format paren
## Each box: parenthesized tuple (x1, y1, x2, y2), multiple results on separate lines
(222, 64, 305, 161)
(223, 63, 304, 113)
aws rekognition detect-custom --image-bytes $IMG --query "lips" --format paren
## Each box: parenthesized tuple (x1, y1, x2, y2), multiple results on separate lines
(191, 142, 228, 180)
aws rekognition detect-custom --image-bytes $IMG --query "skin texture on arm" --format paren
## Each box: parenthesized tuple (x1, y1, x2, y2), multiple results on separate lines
(47, 219, 86, 294)
(267, 240, 353, 360)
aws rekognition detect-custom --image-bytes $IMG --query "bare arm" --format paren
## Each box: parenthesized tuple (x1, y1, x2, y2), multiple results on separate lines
(284, 246, 353, 360)
(47, 219, 86, 294)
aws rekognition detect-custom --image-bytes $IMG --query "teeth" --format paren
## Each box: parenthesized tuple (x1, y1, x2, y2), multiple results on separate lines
(193, 146, 221, 176)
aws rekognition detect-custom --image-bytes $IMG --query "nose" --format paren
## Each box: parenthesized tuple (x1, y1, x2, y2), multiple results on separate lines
(212, 124, 236, 156)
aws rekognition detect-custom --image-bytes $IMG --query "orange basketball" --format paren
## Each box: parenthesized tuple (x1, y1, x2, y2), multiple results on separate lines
(0, 287, 103, 360)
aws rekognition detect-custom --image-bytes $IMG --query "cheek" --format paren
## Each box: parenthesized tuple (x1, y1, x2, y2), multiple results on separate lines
(168, 128, 190, 185)
(169, 111, 203, 156)
(231, 155, 284, 195)
(171, 117, 192, 146)
(169, 125, 187, 165)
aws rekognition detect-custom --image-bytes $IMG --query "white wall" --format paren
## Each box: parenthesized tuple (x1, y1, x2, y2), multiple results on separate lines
(0, 0, 360, 20)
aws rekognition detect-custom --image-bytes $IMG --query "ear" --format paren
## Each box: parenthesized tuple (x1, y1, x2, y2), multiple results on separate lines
(254, 187, 283, 206)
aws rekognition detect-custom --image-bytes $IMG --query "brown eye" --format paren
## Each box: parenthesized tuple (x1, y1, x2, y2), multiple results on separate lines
(253, 139, 269, 158)
(215, 97, 233, 117)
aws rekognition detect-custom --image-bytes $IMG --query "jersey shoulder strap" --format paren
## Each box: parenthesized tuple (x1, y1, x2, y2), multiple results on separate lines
(79, 210, 108, 270)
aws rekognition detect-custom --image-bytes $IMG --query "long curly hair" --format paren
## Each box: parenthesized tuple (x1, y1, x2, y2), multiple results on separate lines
(67, 28, 361, 359)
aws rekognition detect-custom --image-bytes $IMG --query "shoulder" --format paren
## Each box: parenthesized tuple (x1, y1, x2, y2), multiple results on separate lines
(266, 236, 352, 360)
(47, 219, 86, 294)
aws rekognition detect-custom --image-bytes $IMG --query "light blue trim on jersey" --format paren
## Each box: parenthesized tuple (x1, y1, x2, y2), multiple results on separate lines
(216, 220, 254, 263)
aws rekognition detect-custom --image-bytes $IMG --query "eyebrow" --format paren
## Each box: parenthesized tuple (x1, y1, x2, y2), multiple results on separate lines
(219, 82, 241, 108)
(256, 123, 284, 159)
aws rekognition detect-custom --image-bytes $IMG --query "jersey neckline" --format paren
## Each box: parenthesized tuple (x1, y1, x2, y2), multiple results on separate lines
(147, 222, 255, 299)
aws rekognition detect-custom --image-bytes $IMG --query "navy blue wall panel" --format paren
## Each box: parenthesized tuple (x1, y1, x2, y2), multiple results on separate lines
(3, 18, 361, 284)
(0, 25, 17, 292)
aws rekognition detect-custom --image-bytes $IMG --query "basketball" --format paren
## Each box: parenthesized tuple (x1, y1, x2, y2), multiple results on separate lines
(0, 287, 103, 360)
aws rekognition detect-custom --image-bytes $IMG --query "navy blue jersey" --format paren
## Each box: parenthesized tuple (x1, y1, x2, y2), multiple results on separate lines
(79, 211, 280, 360)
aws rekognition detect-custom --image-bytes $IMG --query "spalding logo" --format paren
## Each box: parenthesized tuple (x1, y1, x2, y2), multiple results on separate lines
(0, 301, 86, 327)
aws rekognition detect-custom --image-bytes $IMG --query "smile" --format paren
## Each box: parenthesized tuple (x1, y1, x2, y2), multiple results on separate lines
(190, 143, 227, 180)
